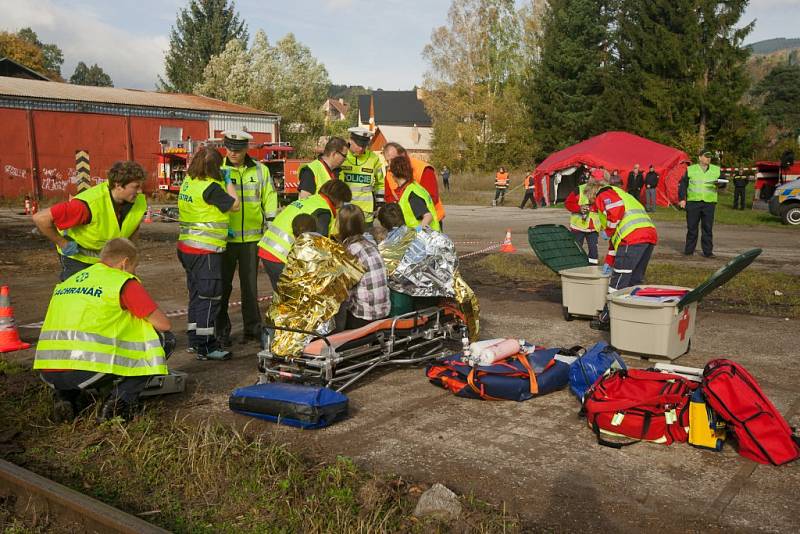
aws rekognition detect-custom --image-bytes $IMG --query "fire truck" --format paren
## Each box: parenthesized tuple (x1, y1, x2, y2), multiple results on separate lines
(157, 139, 308, 205)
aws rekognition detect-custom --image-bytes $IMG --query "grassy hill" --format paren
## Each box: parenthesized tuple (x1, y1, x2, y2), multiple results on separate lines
(747, 38, 800, 55)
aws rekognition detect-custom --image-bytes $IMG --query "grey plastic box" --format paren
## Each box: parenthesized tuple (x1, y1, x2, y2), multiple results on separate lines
(608, 285, 697, 360)
(140, 370, 188, 397)
(559, 266, 609, 319)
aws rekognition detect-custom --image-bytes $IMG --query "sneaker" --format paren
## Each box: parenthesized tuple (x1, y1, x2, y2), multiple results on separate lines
(589, 319, 610, 332)
(97, 397, 135, 423)
(683, 251, 694, 256)
(52, 399, 75, 423)
(196, 349, 232, 361)
(703, 252, 715, 258)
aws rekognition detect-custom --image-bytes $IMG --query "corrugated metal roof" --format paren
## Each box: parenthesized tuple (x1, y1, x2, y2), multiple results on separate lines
(0, 76, 277, 116)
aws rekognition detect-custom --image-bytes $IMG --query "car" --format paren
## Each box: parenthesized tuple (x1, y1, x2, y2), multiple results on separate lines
(768, 178, 800, 226)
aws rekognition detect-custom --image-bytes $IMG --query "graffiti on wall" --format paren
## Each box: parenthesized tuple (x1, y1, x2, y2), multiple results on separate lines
(4, 165, 28, 180)
(1, 166, 103, 192)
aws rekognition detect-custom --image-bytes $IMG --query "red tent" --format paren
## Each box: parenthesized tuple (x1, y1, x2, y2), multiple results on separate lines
(535, 131, 689, 206)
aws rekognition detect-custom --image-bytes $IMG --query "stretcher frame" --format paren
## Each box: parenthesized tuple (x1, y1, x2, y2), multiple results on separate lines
(257, 305, 467, 392)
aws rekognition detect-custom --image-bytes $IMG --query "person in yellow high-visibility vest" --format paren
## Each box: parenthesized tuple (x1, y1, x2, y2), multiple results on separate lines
(34, 238, 175, 422)
(33, 161, 148, 282)
(339, 127, 384, 223)
(298, 137, 349, 199)
(679, 149, 722, 257)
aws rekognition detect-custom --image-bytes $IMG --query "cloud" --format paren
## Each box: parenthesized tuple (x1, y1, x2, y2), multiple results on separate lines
(0, 0, 167, 89)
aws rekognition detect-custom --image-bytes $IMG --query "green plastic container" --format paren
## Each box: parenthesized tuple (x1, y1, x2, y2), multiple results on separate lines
(389, 290, 414, 317)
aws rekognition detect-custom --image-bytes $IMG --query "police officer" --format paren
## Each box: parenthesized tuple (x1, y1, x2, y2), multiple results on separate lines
(339, 127, 384, 224)
(35, 238, 174, 422)
(217, 131, 278, 346)
(33, 161, 148, 281)
(298, 137, 349, 200)
(679, 150, 722, 258)
(732, 170, 748, 210)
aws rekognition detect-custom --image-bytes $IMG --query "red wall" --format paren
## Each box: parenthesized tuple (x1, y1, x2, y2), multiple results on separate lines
(0, 108, 271, 199)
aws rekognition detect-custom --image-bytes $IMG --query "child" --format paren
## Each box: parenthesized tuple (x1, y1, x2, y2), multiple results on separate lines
(35, 238, 175, 422)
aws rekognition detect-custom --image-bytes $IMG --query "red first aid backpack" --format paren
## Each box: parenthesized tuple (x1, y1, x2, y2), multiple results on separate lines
(702, 359, 800, 466)
(583, 368, 697, 448)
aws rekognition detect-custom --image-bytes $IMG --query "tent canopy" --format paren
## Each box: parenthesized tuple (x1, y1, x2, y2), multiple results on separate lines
(535, 131, 690, 205)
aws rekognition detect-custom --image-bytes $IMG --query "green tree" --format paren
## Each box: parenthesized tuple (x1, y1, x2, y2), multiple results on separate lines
(194, 30, 330, 157)
(162, 0, 248, 93)
(423, 0, 534, 171)
(69, 61, 113, 87)
(17, 27, 63, 79)
(752, 64, 800, 132)
(527, 0, 612, 156)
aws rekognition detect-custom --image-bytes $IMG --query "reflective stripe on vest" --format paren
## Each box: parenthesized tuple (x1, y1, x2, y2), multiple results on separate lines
(178, 176, 230, 252)
(687, 164, 720, 203)
(339, 150, 384, 222)
(60, 182, 147, 264)
(34, 263, 167, 377)
(398, 181, 441, 231)
(258, 194, 333, 262)
(222, 160, 278, 243)
(604, 186, 654, 248)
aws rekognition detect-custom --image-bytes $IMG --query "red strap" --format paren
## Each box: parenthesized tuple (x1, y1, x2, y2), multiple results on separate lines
(467, 368, 503, 401)
(587, 394, 687, 414)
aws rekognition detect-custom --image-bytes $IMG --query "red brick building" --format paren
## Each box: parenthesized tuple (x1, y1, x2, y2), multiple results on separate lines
(0, 76, 279, 199)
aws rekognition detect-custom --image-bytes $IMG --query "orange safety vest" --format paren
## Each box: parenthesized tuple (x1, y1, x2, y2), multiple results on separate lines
(495, 172, 509, 188)
(386, 157, 446, 222)
(524, 174, 535, 190)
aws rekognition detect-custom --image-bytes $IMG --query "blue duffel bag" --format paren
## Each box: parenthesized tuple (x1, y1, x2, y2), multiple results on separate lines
(427, 347, 572, 401)
(568, 342, 626, 402)
(229, 383, 348, 429)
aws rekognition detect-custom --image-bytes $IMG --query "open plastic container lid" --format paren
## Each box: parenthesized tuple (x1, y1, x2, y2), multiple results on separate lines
(677, 248, 762, 310)
(528, 224, 589, 274)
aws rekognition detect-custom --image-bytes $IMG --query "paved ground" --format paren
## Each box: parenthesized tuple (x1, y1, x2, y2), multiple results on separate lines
(2, 205, 799, 532)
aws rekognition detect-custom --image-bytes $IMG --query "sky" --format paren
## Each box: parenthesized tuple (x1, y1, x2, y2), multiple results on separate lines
(1, 0, 799, 91)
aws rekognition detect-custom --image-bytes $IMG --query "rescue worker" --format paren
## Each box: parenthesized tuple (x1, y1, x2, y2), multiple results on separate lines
(177, 146, 239, 361)
(732, 170, 748, 210)
(298, 136, 349, 199)
(382, 142, 445, 227)
(679, 150, 721, 258)
(494, 167, 509, 206)
(216, 131, 278, 347)
(389, 154, 440, 231)
(33, 161, 148, 282)
(582, 181, 657, 331)
(34, 238, 174, 422)
(258, 179, 353, 289)
(564, 178, 602, 264)
(520, 170, 537, 209)
(339, 127, 384, 224)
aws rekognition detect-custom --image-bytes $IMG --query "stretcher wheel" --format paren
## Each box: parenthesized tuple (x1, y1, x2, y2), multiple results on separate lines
(562, 306, 574, 321)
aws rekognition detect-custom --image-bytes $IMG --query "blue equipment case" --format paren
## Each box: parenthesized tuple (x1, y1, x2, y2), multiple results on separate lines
(229, 383, 348, 429)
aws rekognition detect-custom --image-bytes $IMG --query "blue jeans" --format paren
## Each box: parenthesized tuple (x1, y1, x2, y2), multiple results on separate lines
(645, 188, 657, 211)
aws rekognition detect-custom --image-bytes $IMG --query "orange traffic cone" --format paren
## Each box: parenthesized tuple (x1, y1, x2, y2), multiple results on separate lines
(32, 199, 39, 214)
(24, 197, 32, 215)
(0, 286, 31, 353)
(143, 208, 153, 224)
(499, 229, 516, 253)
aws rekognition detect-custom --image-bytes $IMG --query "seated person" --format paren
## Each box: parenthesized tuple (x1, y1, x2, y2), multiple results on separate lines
(337, 204, 390, 329)
(376, 202, 408, 243)
(388, 155, 440, 231)
(34, 238, 175, 423)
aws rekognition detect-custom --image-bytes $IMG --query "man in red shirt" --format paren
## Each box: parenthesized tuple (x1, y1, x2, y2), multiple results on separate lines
(583, 181, 658, 331)
(33, 161, 147, 281)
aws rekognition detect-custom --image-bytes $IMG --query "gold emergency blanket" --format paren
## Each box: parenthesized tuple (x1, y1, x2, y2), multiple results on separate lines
(267, 233, 365, 357)
(453, 270, 480, 340)
(378, 226, 457, 297)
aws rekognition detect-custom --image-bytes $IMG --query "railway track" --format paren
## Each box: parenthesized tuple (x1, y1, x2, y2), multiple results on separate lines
(0, 459, 169, 533)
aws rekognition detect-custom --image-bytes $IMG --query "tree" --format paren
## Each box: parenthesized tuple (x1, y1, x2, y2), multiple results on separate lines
(0, 28, 63, 80)
(194, 30, 330, 157)
(753, 64, 800, 132)
(17, 27, 63, 78)
(527, 0, 612, 157)
(162, 0, 248, 93)
(70, 62, 114, 87)
(423, 0, 535, 171)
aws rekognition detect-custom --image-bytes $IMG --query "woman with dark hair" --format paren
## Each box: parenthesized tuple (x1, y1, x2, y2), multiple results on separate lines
(390, 156, 440, 231)
(177, 145, 240, 361)
(337, 204, 390, 329)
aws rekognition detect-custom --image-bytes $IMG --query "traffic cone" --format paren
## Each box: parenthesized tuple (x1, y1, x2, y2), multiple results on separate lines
(32, 199, 38, 214)
(24, 198, 31, 215)
(499, 229, 516, 253)
(144, 208, 153, 224)
(0, 286, 31, 353)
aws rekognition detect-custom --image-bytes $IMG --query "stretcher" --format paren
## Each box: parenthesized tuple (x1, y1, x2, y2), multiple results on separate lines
(257, 305, 467, 392)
